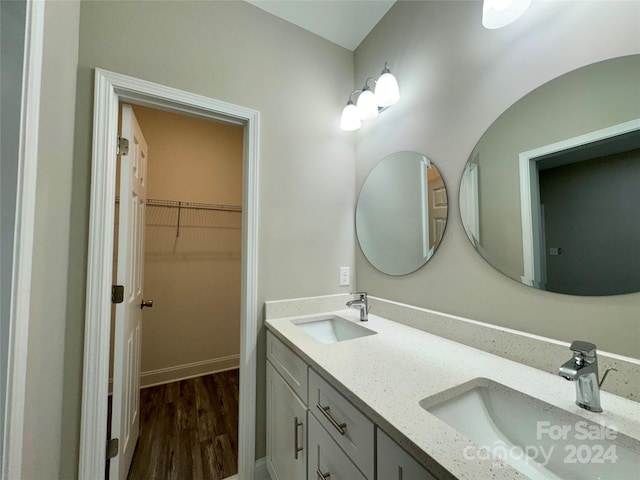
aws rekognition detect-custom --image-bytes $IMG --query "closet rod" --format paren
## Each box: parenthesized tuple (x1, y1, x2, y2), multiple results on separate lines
(116, 197, 242, 213)
(147, 198, 241, 238)
(147, 198, 242, 213)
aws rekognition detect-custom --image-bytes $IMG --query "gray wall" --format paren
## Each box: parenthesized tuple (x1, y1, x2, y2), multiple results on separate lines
(64, 0, 355, 474)
(540, 149, 640, 295)
(354, 0, 640, 358)
(0, 0, 26, 465)
(18, 1, 640, 478)
(20, 1, 81, 478)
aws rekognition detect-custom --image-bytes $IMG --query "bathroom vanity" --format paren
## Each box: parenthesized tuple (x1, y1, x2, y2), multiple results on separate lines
(265, 302, 640, 480)
(266, 329, 434, 480)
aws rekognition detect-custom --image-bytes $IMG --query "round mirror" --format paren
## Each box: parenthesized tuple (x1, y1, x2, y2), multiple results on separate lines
(459, 55, 640, 296)
(356, 151, 448, 275)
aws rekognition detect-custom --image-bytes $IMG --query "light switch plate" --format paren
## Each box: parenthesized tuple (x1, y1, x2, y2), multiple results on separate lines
(339, 266, 350, 286)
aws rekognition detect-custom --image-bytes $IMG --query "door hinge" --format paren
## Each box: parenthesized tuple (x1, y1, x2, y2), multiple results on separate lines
(112, 285, 124, 304)
(107, 438, 119, 459)
(117, 136, 129, 156)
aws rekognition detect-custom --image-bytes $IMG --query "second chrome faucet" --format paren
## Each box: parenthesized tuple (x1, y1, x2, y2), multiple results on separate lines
(559, 340, 617, 413)
(346, 292, 369, 321)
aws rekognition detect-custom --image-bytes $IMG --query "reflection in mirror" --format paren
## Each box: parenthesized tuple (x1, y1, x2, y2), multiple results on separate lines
(356, 151, 448, 276)
(459, 55, 640, 296)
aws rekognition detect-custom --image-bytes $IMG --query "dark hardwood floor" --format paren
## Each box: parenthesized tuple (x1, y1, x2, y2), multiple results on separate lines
(126, 369, 239, 480)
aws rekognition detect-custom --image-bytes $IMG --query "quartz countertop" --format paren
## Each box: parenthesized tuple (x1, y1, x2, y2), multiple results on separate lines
(265, 310, 640, 480)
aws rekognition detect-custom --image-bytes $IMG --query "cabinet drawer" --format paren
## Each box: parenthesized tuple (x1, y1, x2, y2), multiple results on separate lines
(377, 429, 436, 480)
(267, 331, 308, 403)
(308, 369, 374, 479)
(308, 413, 367, 480)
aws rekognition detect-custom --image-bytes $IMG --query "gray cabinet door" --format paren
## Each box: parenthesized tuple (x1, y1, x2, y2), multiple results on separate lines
(266, 361, 307, 480)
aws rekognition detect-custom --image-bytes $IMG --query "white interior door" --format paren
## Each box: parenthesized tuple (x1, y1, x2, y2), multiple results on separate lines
(111, 104, 148, 480)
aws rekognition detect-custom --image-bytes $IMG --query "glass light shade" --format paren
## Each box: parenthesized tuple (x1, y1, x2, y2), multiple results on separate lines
(340, 102, 361, 131)
(356, 88, 379, 120)
(482, 0, 531, 29)
(375, 71, 400, 108)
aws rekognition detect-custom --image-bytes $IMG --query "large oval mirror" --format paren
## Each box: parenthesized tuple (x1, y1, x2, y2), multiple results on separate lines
(356, 151, 448, 275)
(460, 55, 640, 296)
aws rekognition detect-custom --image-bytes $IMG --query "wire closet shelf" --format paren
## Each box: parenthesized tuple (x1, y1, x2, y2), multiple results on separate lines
(146, 198, 242, 213)
(144, 198, 242, 239)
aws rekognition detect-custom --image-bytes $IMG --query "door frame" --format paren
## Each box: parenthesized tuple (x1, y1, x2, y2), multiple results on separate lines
(79, 69, 260, 479)
(2, 0, 45, 478)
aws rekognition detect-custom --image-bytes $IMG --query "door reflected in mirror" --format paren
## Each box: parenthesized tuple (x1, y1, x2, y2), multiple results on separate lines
(459, 55, 640, 296)
(356, 151, 448, 276)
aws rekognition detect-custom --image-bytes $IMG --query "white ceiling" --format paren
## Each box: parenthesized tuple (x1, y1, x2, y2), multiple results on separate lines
(246, 0, 397, 51)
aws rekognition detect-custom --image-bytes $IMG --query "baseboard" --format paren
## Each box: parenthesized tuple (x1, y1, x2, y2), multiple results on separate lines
(254, 457, 270, 480)
(139, 354, 240, 388)
(107, 354, 240, 393)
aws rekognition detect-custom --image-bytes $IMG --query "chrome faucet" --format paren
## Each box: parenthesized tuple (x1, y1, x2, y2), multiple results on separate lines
(346, 292, 369, 322)
(559, 341, 616, 413)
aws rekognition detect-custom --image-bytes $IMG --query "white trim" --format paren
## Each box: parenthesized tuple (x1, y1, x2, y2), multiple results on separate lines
(222, 458, 269, 480)
(519, 118, 640, 287)
(253, 457, 271, 480)
(109, 355, 240, 395)
(518, 153, 540, 286)
(2, 1, 45, 478)
(460, 162, 479, 245)
(79, 69, 259, 480)
(108, 357, 241, 394)
(419, 159, 429, 259)
(139, 355, 240, 389)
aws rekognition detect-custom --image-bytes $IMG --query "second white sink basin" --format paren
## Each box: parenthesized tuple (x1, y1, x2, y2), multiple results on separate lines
(292, 315, 376, 344)
(420, 378, 639, 480)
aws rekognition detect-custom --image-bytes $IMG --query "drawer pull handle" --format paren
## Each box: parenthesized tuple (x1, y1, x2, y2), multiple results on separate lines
(294, 416, 303, 459)
(316, 404, 347, 436)
(317, 468, 331, 479)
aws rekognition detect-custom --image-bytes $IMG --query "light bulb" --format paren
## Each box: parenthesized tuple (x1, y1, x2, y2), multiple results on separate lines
(482, 0, 531, 29)
(356, 88, 378, 120)
(340, 101, 361, 131)
(492, 0, 512, 11)
(375, 67, 400, 108)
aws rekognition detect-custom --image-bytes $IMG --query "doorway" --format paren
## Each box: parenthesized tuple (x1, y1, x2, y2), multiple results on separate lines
(518, 118, 640, 290)
(109, 103, 244, 479)
(131, 105, 243, 392)
(537, 136, 640, 295)
(80, 70, 259, 480)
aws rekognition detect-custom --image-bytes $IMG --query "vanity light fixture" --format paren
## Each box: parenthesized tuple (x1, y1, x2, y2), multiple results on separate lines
(357, 84, 379, 121)
(340, 99, 361, 131)
(340, 62, 400, 131)
(482, 0, 531, 29)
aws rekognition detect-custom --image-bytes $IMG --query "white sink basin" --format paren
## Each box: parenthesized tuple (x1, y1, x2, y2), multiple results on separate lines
(292, 315, 376, 344)
(420, 378, 640, 480)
